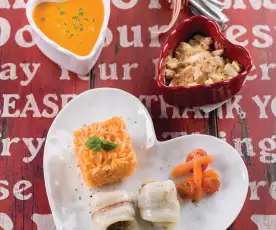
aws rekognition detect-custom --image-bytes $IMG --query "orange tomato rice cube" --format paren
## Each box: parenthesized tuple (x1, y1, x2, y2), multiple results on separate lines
(73, 117, 137, 188)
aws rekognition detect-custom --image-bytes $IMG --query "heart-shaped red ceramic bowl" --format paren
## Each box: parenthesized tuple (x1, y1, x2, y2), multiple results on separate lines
(157, 15, 253, 107)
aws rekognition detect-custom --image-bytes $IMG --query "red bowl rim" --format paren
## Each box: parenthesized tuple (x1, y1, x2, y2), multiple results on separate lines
(157, 15, 253, 91)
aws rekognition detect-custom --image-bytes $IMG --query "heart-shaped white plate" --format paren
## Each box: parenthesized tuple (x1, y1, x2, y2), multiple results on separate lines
(44, 88, 249, 230)
(26, 0, 110, 75)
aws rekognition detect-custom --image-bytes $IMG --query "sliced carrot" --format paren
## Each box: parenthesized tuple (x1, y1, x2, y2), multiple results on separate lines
(171, 155, 214, 178)
(193, 159, 203, 186)
(197, 155, 214, 165)
(194, 186, 203, 202)
(171, 160, 194, 178)
(203, 169, 219, 179)
(193, 159, 203, 201)
(184, 176, 193, 182)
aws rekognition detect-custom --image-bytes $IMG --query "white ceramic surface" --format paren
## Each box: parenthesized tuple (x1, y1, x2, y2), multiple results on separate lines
(44, 88, 249, 230)
(26, 0, 110, 75)
(196, 99, 229, 113)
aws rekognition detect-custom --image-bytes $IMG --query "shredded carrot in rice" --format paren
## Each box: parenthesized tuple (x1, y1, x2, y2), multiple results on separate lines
(73, 117, 137, 188)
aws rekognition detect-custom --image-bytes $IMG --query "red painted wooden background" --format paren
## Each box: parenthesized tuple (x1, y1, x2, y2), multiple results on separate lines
(0, 0, 276, 229)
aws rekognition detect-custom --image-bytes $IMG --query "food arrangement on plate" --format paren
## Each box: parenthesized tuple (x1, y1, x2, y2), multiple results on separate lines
(172, 149, 220, 201)
(73, 118, 222, 229)
(73, 116, 222, 229)
(44, 88, 249, 230)
(74, 116, 182, 229)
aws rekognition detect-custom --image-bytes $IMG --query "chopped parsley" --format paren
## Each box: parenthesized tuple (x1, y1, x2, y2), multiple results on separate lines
(72, 16, 80, 21)
(78, 23, 84, 32)
(57, 7, 91, 38)
(58, 5, 66, 15)
(78, 8, 84, 16)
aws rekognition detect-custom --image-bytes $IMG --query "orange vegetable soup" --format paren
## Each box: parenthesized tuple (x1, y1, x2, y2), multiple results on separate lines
(33, 0, 104, 56)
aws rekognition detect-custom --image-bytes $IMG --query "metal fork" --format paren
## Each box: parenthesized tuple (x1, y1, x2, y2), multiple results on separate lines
(189, 0, 229, 31)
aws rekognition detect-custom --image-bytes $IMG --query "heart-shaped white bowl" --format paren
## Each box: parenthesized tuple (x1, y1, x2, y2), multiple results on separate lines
(26, 0, 110, 75)
(44, 88, 249, 230)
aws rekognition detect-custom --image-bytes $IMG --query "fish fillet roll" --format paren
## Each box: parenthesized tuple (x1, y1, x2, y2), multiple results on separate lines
(91, 190, 139, 230)
(137, 180, 180, 229)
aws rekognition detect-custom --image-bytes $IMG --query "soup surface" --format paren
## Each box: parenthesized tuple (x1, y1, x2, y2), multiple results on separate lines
(33, 0, 104, 56)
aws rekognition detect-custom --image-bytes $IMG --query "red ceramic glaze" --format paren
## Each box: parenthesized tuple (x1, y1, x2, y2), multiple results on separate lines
(157, 15, 253, 107)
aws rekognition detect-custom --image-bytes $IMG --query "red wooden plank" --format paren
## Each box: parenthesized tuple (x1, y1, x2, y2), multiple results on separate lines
(217, 4, 276, 230)
(0, 4, 88, 229)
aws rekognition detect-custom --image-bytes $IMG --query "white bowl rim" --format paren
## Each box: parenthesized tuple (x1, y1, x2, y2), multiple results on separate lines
(26, 0, 110, 61)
